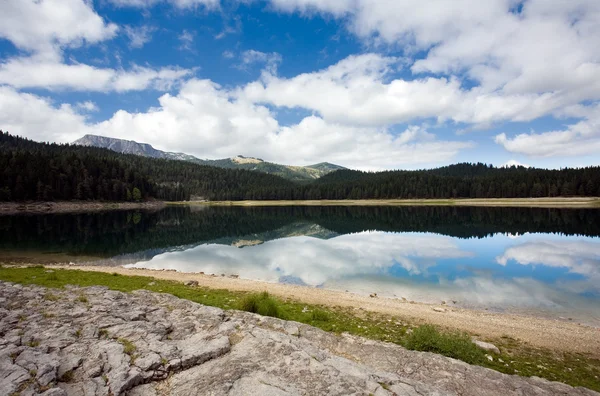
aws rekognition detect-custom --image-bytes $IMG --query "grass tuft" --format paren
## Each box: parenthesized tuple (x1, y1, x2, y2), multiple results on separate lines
(311, 309, 331, 322)
(404, 325, 486, 364)
(238, 291, 282, 318)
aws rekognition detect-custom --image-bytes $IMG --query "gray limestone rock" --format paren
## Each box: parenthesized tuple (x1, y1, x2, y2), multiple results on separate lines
(0, 280, 597, 396)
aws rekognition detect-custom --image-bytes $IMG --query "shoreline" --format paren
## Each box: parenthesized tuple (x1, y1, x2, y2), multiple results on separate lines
(1, 197, 598, 215)
(0, 200, 166, 215)
(52, 264, 600, 357)
(175, 197, 600, 208)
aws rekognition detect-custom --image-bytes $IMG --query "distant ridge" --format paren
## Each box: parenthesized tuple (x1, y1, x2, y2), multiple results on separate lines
(72, 134, 345, 181)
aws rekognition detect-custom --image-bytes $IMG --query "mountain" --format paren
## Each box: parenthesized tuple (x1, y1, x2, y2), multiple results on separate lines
(72, 135, 201, 162)
(72, 135, 345, 181)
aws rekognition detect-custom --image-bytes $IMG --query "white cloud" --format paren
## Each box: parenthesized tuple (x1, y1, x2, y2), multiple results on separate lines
(237, 50, 282, 73)
(178, 30, 195, 51)
(501, 160, 530, 168)
(241, 53, 569, 128)
(222, 51, 235, 59)
(265, 1, 600, 127)
(0, 55, 193, 92)
(76, 101, 99, 112)
(0, 0, 118, 56)
(0, 86, 89, 143)
(124, 25, 157, 49)
(0, 81, 473, 169)
(495, 104, 600, 157)
(108, 0, 220, 9)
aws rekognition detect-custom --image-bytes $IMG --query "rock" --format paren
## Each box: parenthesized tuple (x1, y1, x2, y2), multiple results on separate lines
(432, 307, 446, 313)
(473, 339, 501, 354)
(486, 354, 494, 362)
(184, 280, 198, 286)
(0, 280, 596, 396)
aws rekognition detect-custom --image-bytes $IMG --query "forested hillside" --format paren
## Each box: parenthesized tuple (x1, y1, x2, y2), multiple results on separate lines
(307, 165, 600, 199)
(0, 132, 294, 201)
(1, 132, 599, 202)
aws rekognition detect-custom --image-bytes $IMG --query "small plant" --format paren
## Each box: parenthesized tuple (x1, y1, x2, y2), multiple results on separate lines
(42, 312, 54, 319)
(28, 339, 40, 347)
(118, 338, 137, 363)
(404, 325, 485, 365)
(44, 293, 60, 301)
(102, 374, 108, 385)
(77, 294, 88, 303)
(60, 370, 74, 383)
(47, 272, 59, 281)
(29, 369, 37, 377)
(311, 309, 331, 322)
(98, 328, 109, 338)
(379, 382, 390, 391)
(18, 314, 27, 322)
(238, 292, 282, 318)
(111, 272, 119, 277)
(75, 328, 82, 338)
(161, 357, 168, 366)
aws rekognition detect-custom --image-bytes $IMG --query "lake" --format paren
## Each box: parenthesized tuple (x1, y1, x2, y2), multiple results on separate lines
(1, 205, 599, 325)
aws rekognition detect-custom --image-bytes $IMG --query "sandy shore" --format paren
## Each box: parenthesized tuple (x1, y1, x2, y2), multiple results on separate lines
(0, 201, 166, 215)
(54, 265, 600, 357)
(179, 197, 600, 208)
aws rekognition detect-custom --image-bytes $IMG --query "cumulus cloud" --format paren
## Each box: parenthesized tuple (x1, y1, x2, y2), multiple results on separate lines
(0, 82, 473, 169)
(0, 86, 89, 143)
(0, 0, 118, 56)
(495, 104, 600, 157)
(0, 56, 193, 92)
(241, 53, 569, 128)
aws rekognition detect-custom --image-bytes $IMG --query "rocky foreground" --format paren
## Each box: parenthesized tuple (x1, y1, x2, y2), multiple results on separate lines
(0, 281, 596, 396)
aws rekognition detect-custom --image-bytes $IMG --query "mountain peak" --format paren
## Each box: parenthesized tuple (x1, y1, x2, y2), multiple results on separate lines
(72, 134, 345, 181)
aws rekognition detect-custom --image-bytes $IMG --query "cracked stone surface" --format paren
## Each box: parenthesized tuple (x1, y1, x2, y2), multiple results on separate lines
(0, 281, 597, 396)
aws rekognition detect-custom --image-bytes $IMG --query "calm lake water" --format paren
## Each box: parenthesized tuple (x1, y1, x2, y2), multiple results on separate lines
(1, 205, 600, 325)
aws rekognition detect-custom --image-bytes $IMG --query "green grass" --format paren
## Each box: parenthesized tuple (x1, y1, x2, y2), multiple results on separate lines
(0, 265, 598, 392)
(404, 325, 486, 365)
(238, 292, 282, 318)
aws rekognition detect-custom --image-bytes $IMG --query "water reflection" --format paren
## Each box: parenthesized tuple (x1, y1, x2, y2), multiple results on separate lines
(1, 206, 599, 323)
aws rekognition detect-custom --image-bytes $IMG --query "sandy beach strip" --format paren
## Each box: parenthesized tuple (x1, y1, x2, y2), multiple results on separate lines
(180, 197, 600, 208)
(54, 265, 600, 357)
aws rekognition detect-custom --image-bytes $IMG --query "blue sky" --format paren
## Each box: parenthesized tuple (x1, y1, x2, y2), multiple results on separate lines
(1, 0, 599, 170)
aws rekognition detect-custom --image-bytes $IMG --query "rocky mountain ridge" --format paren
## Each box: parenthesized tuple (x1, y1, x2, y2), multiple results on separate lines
(72, 135, 345, 181)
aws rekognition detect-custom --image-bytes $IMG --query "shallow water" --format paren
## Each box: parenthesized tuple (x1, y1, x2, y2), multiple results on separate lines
(1, 205, 599, 325)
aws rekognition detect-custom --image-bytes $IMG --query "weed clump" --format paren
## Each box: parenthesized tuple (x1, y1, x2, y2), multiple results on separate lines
(404, 325, 485, 364)
(311, 309, 331, 322)
(238, 292, 282, 318)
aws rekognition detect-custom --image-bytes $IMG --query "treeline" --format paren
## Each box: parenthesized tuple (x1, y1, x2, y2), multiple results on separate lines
(0, 132, 293, 202)
(306, 165, 600, 200)
(1, 131, 599, 202)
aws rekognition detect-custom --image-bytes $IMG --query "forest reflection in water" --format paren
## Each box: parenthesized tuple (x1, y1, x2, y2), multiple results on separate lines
(1, 205, 599, 323)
